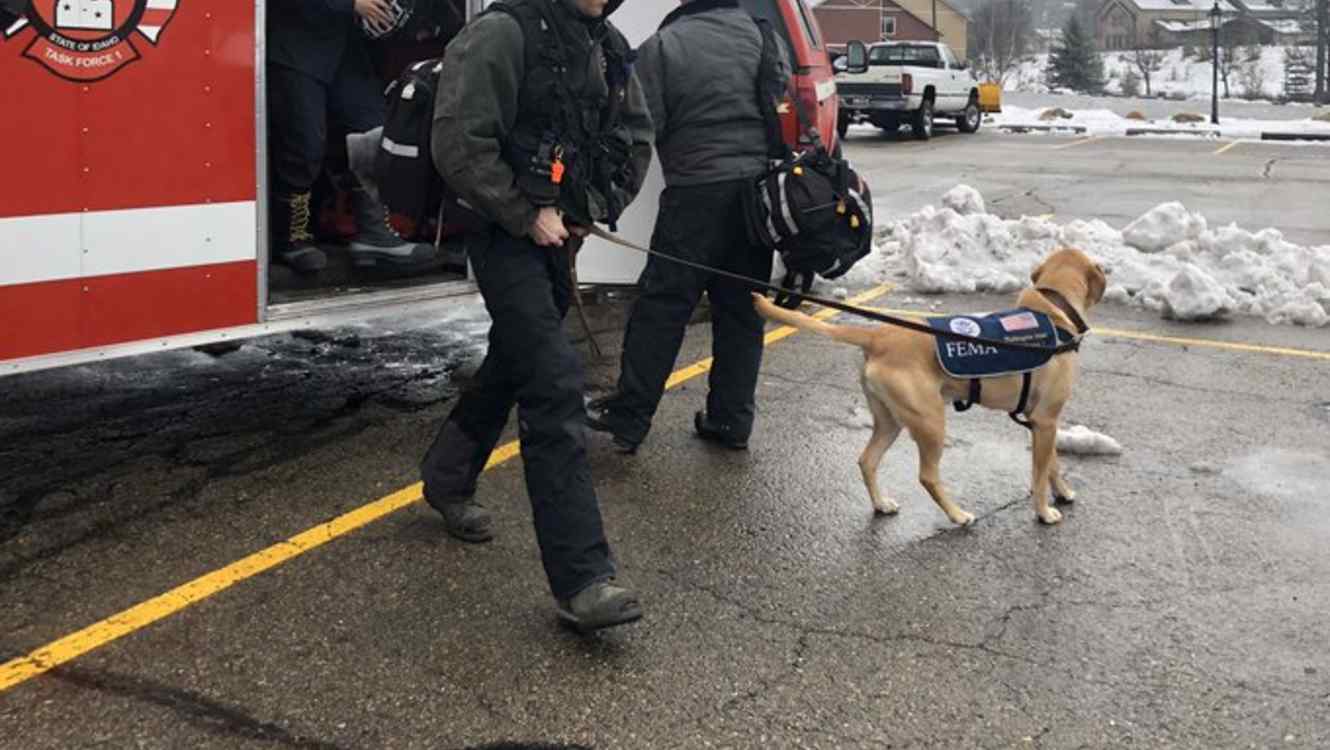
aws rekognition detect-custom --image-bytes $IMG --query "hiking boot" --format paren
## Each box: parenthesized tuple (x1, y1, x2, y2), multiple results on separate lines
(428, 498, 493, 543)
(557, 580, 643, 633)
(272, 192, 327, 274)
(585, 399, 639, 455)
(347, 184, 437, 268)
(693, 411, 749, 450)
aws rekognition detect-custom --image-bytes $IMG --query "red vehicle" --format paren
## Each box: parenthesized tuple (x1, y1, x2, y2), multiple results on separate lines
(741, 0, 842, 154)
(0, 0, 838, 376)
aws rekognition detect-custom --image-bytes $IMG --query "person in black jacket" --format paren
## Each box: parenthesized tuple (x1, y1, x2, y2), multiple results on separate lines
(587, 0, 789, 454)
(419, 0, 654, 632)
(266, 0, 434, 274)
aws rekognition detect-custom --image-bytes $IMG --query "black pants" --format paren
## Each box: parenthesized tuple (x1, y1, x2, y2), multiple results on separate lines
(267, 56, 385, 195)
(420, 229, 614, 600)
(607, 179, 774, 444)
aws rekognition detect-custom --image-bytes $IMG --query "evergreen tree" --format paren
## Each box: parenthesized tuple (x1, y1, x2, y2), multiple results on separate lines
(1046, 16, 1106, 94)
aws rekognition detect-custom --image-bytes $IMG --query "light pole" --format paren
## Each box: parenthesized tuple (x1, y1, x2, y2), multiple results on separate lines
(1210, 1, 1221, 125)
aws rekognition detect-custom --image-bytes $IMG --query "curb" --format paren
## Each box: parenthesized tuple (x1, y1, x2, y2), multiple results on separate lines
(998, 124, 1088, 134)
(1261, 132, 1330, 142)
(1124, 127, 1219, 137)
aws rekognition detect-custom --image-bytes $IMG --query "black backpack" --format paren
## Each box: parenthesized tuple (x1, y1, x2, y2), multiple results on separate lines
(743, 19, 874, 308)
(375, 58, 446, 235)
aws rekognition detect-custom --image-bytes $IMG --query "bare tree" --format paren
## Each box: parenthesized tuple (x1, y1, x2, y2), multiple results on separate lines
(1218, 24, 1243, 98)
(1318, 0, 1328, 102)
(1130, 29, 1166, 96)
(971, 0, 1035, 85)
(1290, 0, 1327, 101)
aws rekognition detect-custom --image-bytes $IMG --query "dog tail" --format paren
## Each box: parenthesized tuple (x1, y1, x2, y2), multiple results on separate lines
(751, 293, 877, 349)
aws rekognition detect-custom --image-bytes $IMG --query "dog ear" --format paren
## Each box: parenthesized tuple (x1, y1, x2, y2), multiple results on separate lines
(1030, 258, 1049, 286)
(1086, 262, 1107, 305)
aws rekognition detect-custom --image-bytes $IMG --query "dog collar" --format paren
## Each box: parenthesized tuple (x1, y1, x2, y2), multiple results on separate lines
(1036, 288, 1090, 336)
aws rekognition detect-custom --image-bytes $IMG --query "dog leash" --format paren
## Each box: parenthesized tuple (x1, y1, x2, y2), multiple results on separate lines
(586, 226, 1085, 355)
(565, 236, 604, 359)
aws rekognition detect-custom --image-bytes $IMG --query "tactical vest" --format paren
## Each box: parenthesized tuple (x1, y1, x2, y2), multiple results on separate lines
(486, 0, 637, 230)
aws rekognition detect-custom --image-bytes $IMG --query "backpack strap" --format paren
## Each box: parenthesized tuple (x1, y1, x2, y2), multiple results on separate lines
(773, 271, 814, 310)
(751, 18, 791, 162)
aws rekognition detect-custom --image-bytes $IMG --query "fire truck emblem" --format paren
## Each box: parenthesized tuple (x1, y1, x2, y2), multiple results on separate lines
(3, 0, 179, 82)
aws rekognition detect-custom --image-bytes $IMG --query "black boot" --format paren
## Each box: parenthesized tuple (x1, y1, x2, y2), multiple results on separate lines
(585, 396, 641, 455)
(427, 497, 494, 544)
(694, 411, 749, 450)
(557, 580, 643, 633)
(347, 183, 437, 267)
(271, 192, 327, 274)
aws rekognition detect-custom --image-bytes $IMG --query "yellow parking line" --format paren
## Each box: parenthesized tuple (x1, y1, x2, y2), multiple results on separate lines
(1213, 140, 1242, 155)
(861, 306, 1330, 361)
(1093, 326, 1330, 361)
(1052, 136, 1101, 150)
(0, 283, 894, 694)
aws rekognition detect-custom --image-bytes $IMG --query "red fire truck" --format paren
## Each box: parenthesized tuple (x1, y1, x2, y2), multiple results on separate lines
(0, 0, 838, 376)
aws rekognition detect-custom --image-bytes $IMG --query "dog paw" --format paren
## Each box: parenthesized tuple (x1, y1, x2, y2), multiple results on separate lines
(1037, 507, 1063, 525)
(873, 499, 901, 516)
(951, 510, 976, 527)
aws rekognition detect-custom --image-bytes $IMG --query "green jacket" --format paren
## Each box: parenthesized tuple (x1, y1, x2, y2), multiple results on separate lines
(431, 1, 654, 239)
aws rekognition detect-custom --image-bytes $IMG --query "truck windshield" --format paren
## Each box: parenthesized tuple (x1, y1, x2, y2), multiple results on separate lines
(869, 45, 943, 68)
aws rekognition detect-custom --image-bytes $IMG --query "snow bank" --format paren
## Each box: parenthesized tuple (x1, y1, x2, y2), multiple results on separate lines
(942, 184, 986, 216)
(1056, 425, 1123, 456)
(990, 105, 1330, 139)
(1122, 202, 1207, 253)
(847, 186, 1330, 328)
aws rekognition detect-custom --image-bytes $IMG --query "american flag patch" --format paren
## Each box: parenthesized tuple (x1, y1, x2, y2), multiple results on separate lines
(999, 312, 1040, 332)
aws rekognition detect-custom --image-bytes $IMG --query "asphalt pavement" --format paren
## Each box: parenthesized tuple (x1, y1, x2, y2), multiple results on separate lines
(2, 134, 1330, 749)
(845, 125, 1330, 248)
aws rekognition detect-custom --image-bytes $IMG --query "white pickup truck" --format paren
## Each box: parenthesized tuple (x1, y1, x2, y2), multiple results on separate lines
(834, 41, 982, 140)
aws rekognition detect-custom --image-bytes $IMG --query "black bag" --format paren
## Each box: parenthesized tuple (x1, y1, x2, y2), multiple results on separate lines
(375, 58, 445, 232)
(375, 57, 486, 238)
(743, 18, 874, 308)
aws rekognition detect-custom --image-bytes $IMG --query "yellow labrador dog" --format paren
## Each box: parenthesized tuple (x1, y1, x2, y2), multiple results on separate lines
(753, 248, 1106, 526)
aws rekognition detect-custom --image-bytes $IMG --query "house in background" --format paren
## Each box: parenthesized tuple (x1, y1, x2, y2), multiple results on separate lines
(1095, 0, 1310, 49)
(813, 0, 970, 59)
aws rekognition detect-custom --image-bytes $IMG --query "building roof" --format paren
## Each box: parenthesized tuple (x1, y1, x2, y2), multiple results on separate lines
(1122, 0, 1237, 11)
(1256, 18, 1308, 33)
(814, 0, 970, 23)
(1232, 0, 1291, 13)
(1153, 13, 1301, 31)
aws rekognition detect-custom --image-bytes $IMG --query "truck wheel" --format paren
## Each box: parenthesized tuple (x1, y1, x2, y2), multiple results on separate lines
(956, 97, 982, 133)
(911, 99, 934, 140)
(837, 113, 850, 140)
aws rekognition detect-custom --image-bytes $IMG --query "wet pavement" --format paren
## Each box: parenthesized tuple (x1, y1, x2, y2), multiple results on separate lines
(2, 276, 1329, 747)
(845, 127, 1330, 249)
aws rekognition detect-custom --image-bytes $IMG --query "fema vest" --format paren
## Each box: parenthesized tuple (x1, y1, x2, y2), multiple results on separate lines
(486, 0, 637, 229)
(927, 309, 1076, 379)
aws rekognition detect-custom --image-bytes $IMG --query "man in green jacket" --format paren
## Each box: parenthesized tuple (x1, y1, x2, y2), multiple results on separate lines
(419, 0, 654, 632)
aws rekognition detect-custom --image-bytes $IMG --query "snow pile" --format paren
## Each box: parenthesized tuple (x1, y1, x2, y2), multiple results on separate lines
(1056, 425, 1123, 456)
(941, 184, 986, 216)
(1122, 202, 1207, 253)
(990, 105, 1330, 139)
(1154, 263, 1234, 321)
(851, 186, 1330, 327)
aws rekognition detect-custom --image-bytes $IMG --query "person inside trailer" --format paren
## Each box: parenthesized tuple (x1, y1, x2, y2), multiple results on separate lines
(266, 0, 439, 274)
